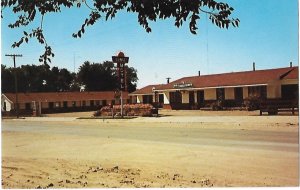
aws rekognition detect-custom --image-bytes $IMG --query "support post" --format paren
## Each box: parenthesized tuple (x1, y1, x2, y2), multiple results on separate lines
(39, 101, 42, 116)
(121, 90, 123, 118)
(112, 52, 129, 119)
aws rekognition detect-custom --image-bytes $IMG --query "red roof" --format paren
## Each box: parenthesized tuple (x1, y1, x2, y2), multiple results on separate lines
(156, 67, 298, 91)
(281, 67, 298, 79)
(3, 91, 129, 103)
(130, 84, 165, 95)
(129, 67, 298, 95)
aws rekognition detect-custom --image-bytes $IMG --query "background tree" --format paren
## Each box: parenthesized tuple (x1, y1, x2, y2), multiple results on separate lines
(1, 64, 74, 93)
(1, 62, 138, 93)
(51, 67, 74, 91)
(69, 73, 81, 92)
(1, 65, 14, 93)
(126, 66, 138, 93)
(77, 61, 138, 92)
(1, 0, 239, 65)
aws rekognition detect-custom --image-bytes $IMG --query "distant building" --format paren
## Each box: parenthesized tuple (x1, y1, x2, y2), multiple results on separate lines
(130, 66, 298, 110)
(1, 91, 129, 116)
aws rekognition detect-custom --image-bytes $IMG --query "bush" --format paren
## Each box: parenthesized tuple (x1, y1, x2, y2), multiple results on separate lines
(210, 102, 223, 111)
(97, 104, 154, 117)
(243, 95, 262, 111)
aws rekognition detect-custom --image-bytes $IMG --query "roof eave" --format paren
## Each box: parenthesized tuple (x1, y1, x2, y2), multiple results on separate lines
(155, 83, 269, 92)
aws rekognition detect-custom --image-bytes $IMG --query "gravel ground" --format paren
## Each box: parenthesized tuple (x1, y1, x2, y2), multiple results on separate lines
(2, 111, 299, 188)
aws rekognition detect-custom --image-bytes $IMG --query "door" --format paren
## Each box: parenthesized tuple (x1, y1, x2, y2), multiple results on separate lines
(197, 90, 204, 107)
(158, 94, 164, 108)
(3, 102, 6, 111)
(234, 87, 243, 106)
(189, 91, 194, 104)
(281, 84, 298, 100)
(189, 91, 195, 109)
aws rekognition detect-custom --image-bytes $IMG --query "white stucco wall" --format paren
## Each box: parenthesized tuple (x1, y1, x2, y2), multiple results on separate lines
(280, 79, 298, 85)
(1, 95, 12, 111)
(204, 89, 216, 100)
(267, 80, 282, 99)
(163, 92, 170, 104)
(243, 87, 248, 99)
(225, 88, 235, 100)
(181, 91, 189, 103)
(136, 95, 143, 103)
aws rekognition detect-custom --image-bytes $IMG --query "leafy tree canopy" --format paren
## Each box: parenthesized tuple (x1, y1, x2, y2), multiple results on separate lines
(1, 0, 239, 65)
(77, 61, 138, 92)
(1, 64, 74, 93)
(1, 61, 138, 93)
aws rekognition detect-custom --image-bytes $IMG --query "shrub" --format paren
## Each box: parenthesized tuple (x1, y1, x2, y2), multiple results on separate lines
(97, 104, 154, 117)
(243, 95, 262, 111)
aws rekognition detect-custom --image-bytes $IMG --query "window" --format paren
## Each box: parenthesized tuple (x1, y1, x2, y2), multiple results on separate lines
(82, 101, 86, 107)
(197, 90, 204, 106)
(159, 94, 164, 103)
(95, 100, 100, 106)
(72, 101, 76, 107)
(49, 102, 54, 109)
(102, 100, 107, 106)
(63, 101, 68, 108)
(234, 87, 243, 102)
(142, 95, 153, 104)
(25, 103, 31, 110)
(189, 91, 195, 104)
(170, 91, 182, 103)
(248, 86, 267, 99)
(90, 100, 94, 107)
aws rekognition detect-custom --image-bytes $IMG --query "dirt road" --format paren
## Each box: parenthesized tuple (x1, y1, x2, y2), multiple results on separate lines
(1, 115, 299, 188)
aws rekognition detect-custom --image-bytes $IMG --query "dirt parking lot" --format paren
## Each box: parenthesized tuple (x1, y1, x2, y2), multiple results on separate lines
(1, 110, 299, 188)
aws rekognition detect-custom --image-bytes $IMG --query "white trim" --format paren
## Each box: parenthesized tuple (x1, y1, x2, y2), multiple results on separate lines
(129, 93, 152, 96)
(129, 93, 164, 96)
(154, 83, 268, 92)
(1, 94, 13, 104)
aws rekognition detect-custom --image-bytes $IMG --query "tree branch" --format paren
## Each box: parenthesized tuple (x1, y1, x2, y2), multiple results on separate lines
(84, 0, 97, 11)
(199, 8, 217, 17)
(40, 14, 44, 31)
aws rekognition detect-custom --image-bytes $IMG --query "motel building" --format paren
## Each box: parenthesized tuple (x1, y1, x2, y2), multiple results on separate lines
(1, 91, 129, 116)
(129, 66, 298, 110)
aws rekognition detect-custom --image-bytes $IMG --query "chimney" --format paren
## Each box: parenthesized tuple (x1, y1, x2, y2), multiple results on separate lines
(253, 62, 255, 71)
(198, 71, 200, 76)
(290, 62, 293, 68)
(166, 77, 171, 84)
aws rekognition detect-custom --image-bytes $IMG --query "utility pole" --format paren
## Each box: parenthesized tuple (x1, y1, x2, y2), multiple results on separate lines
(5, 54, 22, 118)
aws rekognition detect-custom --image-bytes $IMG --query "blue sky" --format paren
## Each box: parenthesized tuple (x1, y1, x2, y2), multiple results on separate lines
(1, 0, 299, 88)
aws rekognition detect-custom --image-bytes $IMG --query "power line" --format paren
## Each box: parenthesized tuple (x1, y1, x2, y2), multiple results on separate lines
(5, 54, 22, 118)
